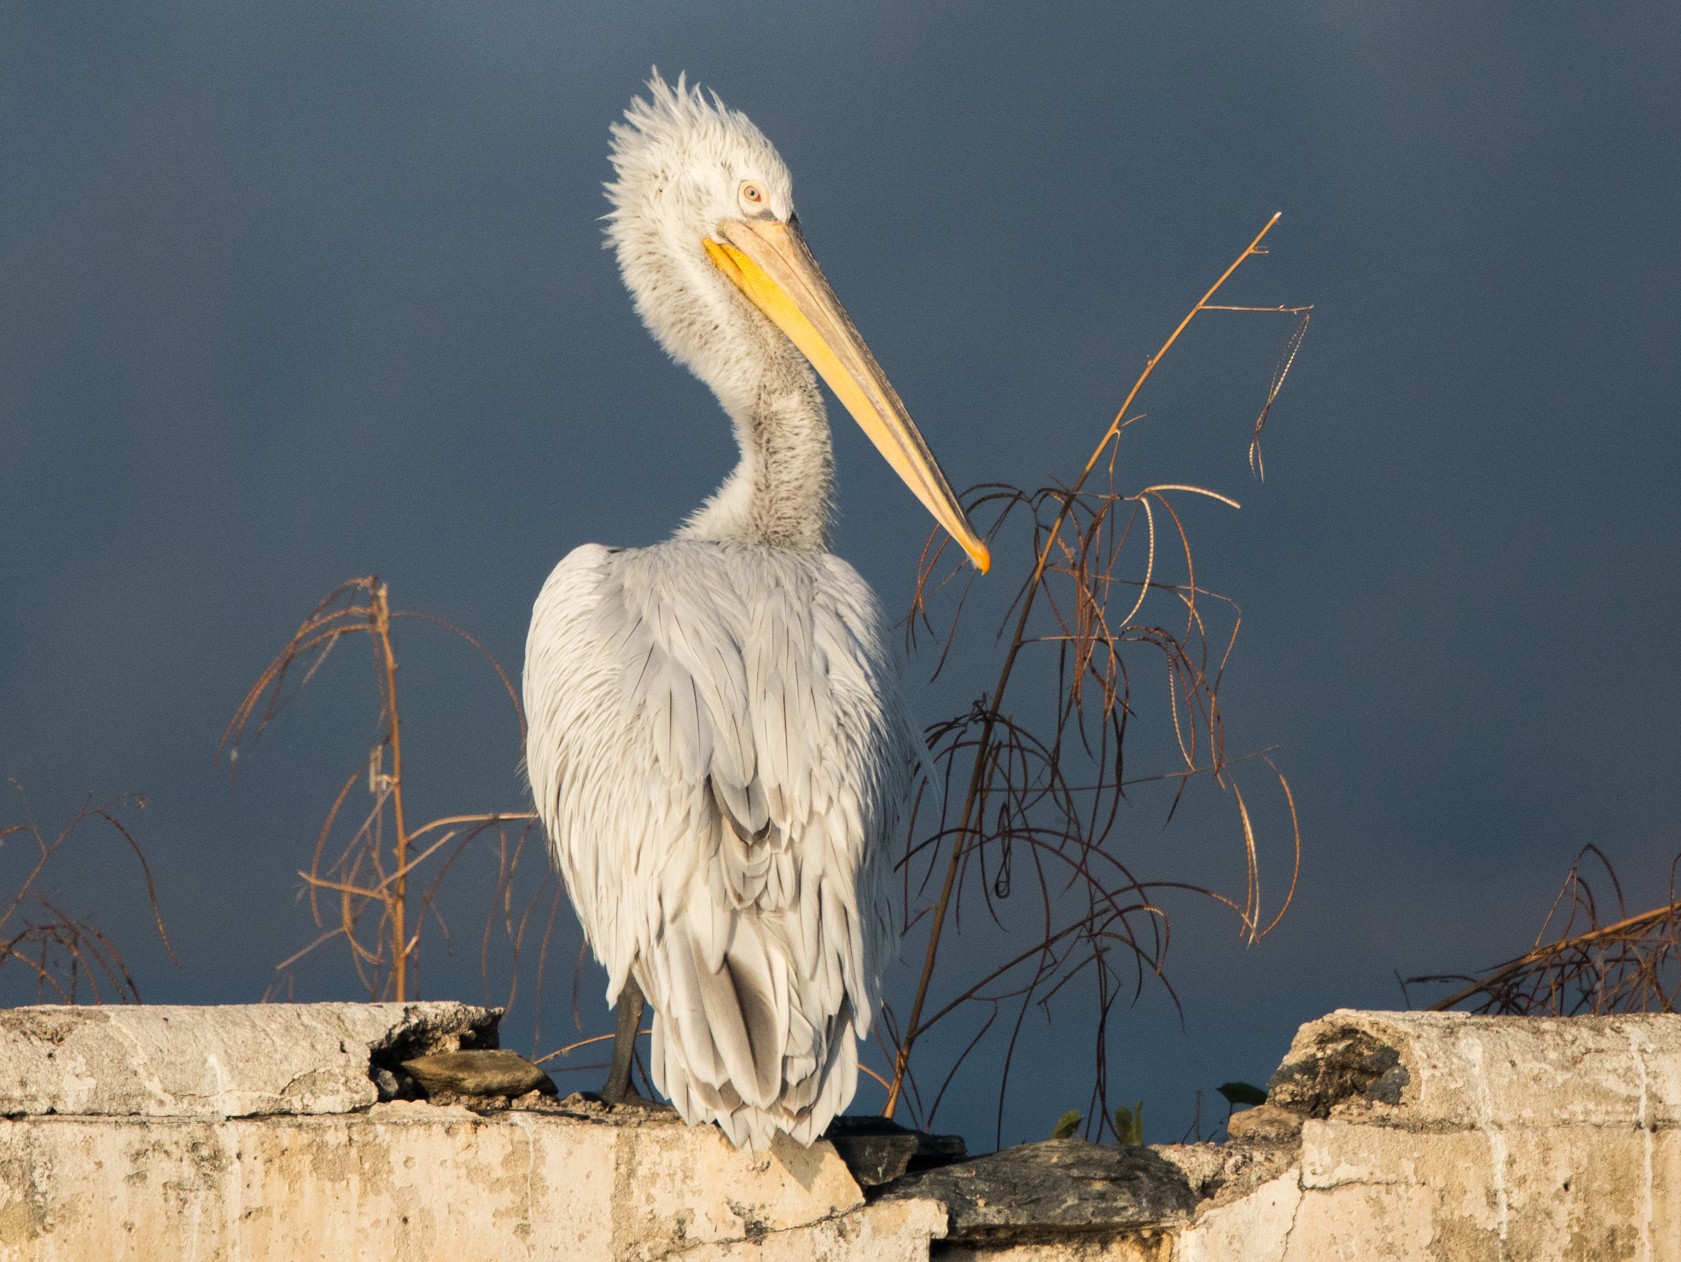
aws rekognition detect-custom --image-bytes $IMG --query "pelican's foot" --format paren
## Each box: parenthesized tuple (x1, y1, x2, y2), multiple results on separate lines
(570, 1084, 673, 1114)
(599, 1084, 671, 1112)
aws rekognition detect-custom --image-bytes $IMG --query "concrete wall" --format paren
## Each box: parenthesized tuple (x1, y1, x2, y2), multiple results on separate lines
(1168, 1010, 1681, 1262)
(0, 1004, 1675, 1260)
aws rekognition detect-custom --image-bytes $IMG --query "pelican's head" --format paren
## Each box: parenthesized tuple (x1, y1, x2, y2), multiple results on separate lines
(604, 73, 990, 573)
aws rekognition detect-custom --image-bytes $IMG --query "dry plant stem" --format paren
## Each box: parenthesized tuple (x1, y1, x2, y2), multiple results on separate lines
(223, 576, 535, 1006)
(1402, 844, 1680, 1015)
(1429, 898, 1681, 1012)
(1, 787, 175, 1003)
(371, 582, 415, 1002)
(883, 213, 1286, 1120)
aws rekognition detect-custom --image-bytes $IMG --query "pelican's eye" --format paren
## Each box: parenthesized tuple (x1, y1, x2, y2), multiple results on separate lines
(737, 180, 770, 216)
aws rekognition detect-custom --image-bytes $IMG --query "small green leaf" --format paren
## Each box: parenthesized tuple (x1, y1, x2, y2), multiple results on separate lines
(1112, 1101, 1144, 1145)
(1050, 1110, 1082, 1139)
(1218, 1081, 1269, 1107)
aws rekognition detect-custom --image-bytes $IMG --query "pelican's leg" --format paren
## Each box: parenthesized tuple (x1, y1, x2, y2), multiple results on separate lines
(601, 975, 646, 1106)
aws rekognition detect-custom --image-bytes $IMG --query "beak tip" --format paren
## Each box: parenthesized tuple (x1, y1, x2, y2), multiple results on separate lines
(969, 541, 992, 575)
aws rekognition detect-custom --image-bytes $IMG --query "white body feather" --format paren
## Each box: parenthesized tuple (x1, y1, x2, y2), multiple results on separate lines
(524, 77, 932, 1150)
(525, 541, 912, 1148)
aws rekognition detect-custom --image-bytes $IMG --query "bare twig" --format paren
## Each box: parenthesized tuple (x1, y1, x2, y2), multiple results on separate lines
(884, 215, 1310, 1127)
(1410, 845, 1680, 1015)
(0, 784, 176, 1004)
(223, 577, 542, 1008)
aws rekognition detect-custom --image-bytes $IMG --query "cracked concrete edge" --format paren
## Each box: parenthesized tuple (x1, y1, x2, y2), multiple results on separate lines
(651, 1196, 948, 1262)
(0, 1002, 499, 1119)
(0, 1105, 909, 1260)
(1268, 1009, 1681, 1128)
(1153, 1012, 1681, 1262)
(1171, 1169, 1303, 1262)
(1152, 1136, 1300, 1211)
(601, 1111, 868, 1256)
(1157, 1010, 1681, 1261)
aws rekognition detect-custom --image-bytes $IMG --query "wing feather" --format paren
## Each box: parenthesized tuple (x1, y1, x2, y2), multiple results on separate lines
(525, 539, 917, 1150)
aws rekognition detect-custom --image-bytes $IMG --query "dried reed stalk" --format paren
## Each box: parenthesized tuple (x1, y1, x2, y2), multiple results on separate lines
(1412, 845, 1681, 1015)
(221, 577, 535, 1002)
(880, 215, 1311, 1135)
(0, 783, 175, 1003)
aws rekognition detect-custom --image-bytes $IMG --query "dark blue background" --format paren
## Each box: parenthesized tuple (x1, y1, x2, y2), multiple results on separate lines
(4, 3, 1677, 1149)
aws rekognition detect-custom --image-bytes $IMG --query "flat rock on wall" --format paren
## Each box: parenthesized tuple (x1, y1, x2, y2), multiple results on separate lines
(881, 1137, 1194, 1242)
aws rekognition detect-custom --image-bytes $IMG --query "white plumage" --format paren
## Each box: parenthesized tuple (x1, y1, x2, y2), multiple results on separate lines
(524, 75, 987, 1151)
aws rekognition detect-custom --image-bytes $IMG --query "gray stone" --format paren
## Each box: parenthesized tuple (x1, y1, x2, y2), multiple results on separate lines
(1223, 1103, 1304, 1144)
(910, 1130, 967, 1168)
(401, 1048, 555, 1098)
(825, 1124, 918, 1187)
(879, 1138, 1197, 1241)
(371, 1067, 405, 1101)
(823, 1116, 966, 1188)
(0, 1002, 498, 1118)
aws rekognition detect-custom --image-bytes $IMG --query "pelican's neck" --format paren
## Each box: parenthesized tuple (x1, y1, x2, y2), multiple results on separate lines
(678, 332, 834, 552)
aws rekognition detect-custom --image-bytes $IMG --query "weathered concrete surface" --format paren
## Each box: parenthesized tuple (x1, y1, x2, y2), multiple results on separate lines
(3, 1006, 1679, 1260)
(1153, 1137, 1295, 1209)
(0, 1003, 496, 1118)
(0, 1101, 944, 1261)
(1268, 1009, 1681, 1128)
(0, 1003, 945, 1261)
(1173, 1009, 1681, 1262)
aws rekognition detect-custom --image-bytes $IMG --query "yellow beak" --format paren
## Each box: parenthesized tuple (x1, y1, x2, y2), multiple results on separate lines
(705, 218, 990, 573)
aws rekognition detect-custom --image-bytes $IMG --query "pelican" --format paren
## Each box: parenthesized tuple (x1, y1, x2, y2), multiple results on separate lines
(523, 74, 989, 1152)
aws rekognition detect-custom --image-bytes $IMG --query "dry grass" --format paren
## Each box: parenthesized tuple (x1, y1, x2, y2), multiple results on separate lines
(1408, 844, 1681, 1015)
(0, 782, 175, 1004)
(220, 577, 541, 1004)
(877, 215, 1311, 1140)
